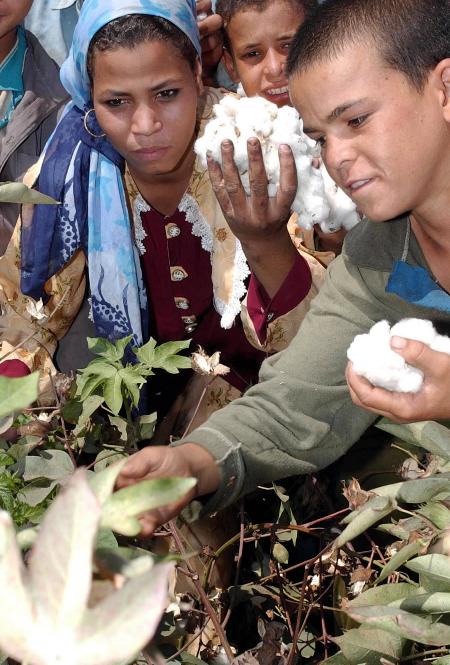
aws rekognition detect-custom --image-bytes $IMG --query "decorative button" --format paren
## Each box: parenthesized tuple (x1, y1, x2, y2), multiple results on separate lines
(182, 315, 197, 333)
(267, 312, 275, 322)
(175, 297, 190, 310)
(170, 266, 188, 282)
(166, 223, 181, 239)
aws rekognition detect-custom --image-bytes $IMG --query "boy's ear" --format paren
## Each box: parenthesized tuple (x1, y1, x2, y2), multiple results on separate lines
(437, 58, 450, 121)
(222, 47, 241, 84)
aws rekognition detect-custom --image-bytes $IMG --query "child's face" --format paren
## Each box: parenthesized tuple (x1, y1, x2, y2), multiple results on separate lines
(0, 0, 32, 43)
(290, 42, 450, 223)
(92, 39, 202, 183)
(224, 0, 304, 107)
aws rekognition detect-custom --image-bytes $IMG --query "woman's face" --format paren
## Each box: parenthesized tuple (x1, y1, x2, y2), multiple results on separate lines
(92, 39, 202, 181)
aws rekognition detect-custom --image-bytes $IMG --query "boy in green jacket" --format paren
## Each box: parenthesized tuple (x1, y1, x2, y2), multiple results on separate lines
(117, 0, 450, 533)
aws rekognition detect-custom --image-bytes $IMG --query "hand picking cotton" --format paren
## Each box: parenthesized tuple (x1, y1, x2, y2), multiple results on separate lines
(347, 318, 450, 393)
(194, 95, 360, 233)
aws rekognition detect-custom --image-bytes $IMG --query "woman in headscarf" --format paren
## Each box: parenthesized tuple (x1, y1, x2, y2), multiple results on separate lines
(0, 0, 325, 430)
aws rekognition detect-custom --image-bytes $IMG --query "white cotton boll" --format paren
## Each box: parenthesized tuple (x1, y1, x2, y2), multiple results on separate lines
(431, 335, 450, 355)
(390, 318, 437, 346)
(195, 95, 349, 231)
(347, 318, 450, 394)
(347, 320, 424, 393)
(318, 163, 360, 234)
(391, 318, 450, 355)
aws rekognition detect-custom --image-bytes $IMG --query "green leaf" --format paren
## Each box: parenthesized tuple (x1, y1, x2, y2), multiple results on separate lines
(349, 582, 418, 608)
(434, 656, 450, 664)
(89, 458, 129, 505)
(103, 373, 124, 415)
(118, 368, 145, 408)
(373, 477, 450, 503)
(391, 591, 450, 614)
(376, 540, 426, 584)
(272, 542, 289, 564)
(377, 418, 450, 460)
(100, 477, 197, 536)
(418, 502, 450, 529)
(153, 340, 192, 373)
(8, 435, 44, 461)
(72, 395, 105, 431)
(95, 528, 118, 551)
(406, 554, 450, 592)
(137, 413, 157, 442)
(0, 374, 39, 419)
(333, 495, 396, 549)
(334, 626, 404, 665)
(77, 561, 174, 665)
(345, 605, 450, 646)
(0, 181, 58, 204)
(21, 449, 74, 482)
(87, 336, 133, 363)
(93, 450, 128, 473)
(133, 338, 157, 366)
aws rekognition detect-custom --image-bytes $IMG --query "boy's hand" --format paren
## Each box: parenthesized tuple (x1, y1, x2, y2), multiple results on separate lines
(207, 138, 297, 243)
(197, 0, 223, 84)
(116, 443, 220, 536)
(207, 138, 299, 297)
(346, 336, 450, 423)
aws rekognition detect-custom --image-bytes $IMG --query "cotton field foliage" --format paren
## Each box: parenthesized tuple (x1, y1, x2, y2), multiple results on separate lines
(347, 318, 450, 393)
(195, 95, 360, 233)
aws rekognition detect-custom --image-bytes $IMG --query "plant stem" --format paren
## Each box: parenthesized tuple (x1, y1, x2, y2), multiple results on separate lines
(221, 502, 245, 630)
(48, 371, 77, 468)
(181, 379, 211, 440)
(168, 520, 235, 663)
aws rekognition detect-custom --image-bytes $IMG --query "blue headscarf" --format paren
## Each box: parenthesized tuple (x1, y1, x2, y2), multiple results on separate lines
(21, 0, 201, 345)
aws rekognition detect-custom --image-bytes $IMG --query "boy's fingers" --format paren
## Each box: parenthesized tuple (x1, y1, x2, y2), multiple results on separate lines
(346, 362, 421, 423)
(277, 144, 297, 215)
(390, 337, 449, 378)
(207, 153, 234, 216)
(247, 138, 269, 208)
(220, 140, 247, 209)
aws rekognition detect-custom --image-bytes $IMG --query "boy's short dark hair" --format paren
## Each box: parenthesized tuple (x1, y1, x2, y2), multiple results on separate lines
(87, 14, 198, 81)
(216, 0, 318, 28)
(287, 0, 450, 92)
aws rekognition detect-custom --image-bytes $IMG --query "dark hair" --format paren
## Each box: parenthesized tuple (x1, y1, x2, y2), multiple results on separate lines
(287, 0, 450, 92)
(87, 14, 198, 81)
(216, 0, 317, 28)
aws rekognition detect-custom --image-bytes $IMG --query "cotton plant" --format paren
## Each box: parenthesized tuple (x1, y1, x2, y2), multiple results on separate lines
(195, 94, 359, 233)
(0, 468, 196, 665)
(347, 318, 450, 393)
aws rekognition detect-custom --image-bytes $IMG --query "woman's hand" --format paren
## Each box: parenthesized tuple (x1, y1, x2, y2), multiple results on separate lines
(116, 443, 220, 536)
(346, 336, 450, 423)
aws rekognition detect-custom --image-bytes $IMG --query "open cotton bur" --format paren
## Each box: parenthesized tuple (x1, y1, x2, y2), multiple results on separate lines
(347, 318, 450, 393)
(194, 95, 360, 233)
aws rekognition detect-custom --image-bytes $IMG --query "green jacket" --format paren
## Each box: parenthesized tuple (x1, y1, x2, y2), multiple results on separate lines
(180, 216, 450, 513)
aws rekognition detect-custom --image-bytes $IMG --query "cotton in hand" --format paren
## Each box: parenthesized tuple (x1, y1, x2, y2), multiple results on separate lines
(347, 318, 450, 393)
(194, 95, 360, 234)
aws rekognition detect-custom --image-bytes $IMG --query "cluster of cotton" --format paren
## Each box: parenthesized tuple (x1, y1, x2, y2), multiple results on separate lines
(347, 318, 450, 393)
(195, 95, 360, 233)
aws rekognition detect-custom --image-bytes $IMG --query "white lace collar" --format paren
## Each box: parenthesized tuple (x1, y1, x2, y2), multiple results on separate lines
(132, 190, 213, 257)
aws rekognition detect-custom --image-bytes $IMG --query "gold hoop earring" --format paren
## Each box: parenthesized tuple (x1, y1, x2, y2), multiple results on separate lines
(83, 108, 106, 139)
